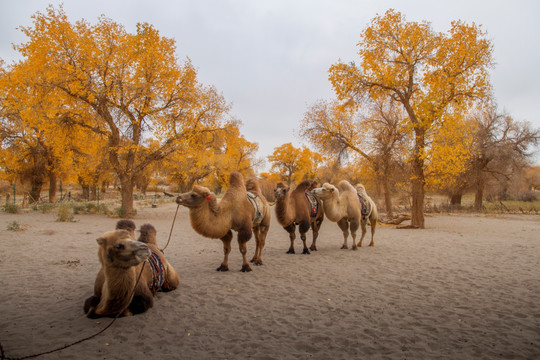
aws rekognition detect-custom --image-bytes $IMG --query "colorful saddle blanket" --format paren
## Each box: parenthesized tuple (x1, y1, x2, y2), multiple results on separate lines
(247, 192, 263, 225)
(305, 191, 320, 218)
(147, 250, 165, 295)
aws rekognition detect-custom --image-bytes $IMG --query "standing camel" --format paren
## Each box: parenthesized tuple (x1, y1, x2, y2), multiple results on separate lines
(274, 180, 324, 254)
(176, 172, 269, 272)
(311, 180, 364, 250)
(355, 183, 378, 247)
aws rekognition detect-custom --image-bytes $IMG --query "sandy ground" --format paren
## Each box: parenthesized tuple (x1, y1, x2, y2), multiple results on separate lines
(0, 202, 539, 360)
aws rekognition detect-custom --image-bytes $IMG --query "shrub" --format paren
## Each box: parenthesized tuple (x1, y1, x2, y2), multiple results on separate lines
(6, 221, 24, 231)
(56, 204, 76, 222)
(3, 203, 19, 214)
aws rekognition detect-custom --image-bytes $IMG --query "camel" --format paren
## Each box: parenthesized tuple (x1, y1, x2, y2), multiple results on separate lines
(311, 180, 363, 250)
(245, 177, 271, 265)
(176, 172, 269, 272)
(274, 180, 324, 254)
(355, 183, 378, 247)
(84, 226, 180, 318)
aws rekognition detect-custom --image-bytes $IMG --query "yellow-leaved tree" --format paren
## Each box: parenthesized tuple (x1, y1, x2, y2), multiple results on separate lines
(16, 6, 232, 216)
(329, 9, 493, 228)
(267, 143, 323, 185)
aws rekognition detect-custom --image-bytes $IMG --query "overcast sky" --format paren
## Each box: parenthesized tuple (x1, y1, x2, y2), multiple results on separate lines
(1, 0, 539, 167)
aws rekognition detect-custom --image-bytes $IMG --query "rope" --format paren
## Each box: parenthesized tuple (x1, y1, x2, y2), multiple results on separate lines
(160, 203, 180, 253)
(0, 263, 147, 360)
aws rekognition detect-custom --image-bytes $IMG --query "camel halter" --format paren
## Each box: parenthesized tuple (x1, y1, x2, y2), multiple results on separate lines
(161, 202, 180, 253)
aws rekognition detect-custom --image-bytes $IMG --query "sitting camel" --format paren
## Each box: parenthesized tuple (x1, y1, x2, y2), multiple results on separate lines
(311, 180, 364, 250)
(355, 183, 378, 247)
(274, 180, 324, 254)
(84, 226, 180, 318)
(176, 172, 269, 272)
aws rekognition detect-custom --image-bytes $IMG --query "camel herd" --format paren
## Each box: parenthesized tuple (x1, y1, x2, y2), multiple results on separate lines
(85, 172, 377, 318)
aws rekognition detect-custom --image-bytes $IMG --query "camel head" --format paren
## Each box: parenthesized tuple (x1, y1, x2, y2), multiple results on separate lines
(311, 183, 338, 200)
(274, 182, 289, 201)
(176, 185, 218, 210)
(97, 229, 150, 268)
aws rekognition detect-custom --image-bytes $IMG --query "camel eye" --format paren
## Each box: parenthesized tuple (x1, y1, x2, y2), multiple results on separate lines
(191, 194, 197, 198)
(115, 243, 125, 250)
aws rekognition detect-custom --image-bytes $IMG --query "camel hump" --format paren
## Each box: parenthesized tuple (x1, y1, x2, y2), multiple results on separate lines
(295, 180, 312, 192)
(138, 223, 157, 245)
(245, 177, 262, 194)
(229, 172, 245, 189)
(337, 180, 356, 192)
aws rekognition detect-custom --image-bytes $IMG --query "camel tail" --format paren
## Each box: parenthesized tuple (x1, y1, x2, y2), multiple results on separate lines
(229, 171, 245, 189)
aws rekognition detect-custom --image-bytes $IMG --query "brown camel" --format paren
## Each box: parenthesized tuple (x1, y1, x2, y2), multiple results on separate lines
(84, 226, 180, 318)
(245, 177, 271, 265)
(274, 180, 324, 254)
(311, 180, 363, 250)
(355, 183, 378, 247)
(176, 172, 268, 272)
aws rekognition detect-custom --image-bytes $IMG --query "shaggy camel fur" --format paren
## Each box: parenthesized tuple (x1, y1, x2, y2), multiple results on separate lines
(176, 172, 267, 272)
(355, 183, 378, 247)
(311, 180, 364, 250)
(84, 226, 180, 318)
(274, 180, 324, 254)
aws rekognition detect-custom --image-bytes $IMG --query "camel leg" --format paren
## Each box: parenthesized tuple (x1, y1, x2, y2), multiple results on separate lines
(337, 218, 350, 249)
(368, 217, 377, 247)
(217, 231, 233, 271)
(252, 224, 268, 265)
(309, 217, 323, 251)
(284, 224, 296, 254)
(357, 220, 367, 247)
(349, 219, 360, 251)
(238, 227, 253, 272)
(299, 220, 311, 254)
(251, 226, 261, 264)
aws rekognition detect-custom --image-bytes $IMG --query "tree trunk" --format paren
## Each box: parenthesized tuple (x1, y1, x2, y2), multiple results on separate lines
(29, 178, 44, 203)
(382, 175, 394, 218)
(474, 171, 485, 211)
(450, 193, 462, 206)
(82, 185, 90, 200)
(410, 128, 425, 228)
(48, 172, 57, 203)
(119, 176, 135, 218)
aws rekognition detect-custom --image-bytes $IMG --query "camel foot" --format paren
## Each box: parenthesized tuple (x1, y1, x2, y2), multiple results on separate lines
(251, 259, 263, 266)
(369, 243, 374, 247)
(302, 248, 311, 255)
(241, 264, 252, 272)
(352, 245, 358, 251)
(216, 265, 229, 272)
(341, 245, 348, 249)
(309, 244, 318, 251)
(286, 248, 295, 254)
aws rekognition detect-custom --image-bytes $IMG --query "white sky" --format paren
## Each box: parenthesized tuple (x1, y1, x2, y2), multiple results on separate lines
(1, 0, 539, 167)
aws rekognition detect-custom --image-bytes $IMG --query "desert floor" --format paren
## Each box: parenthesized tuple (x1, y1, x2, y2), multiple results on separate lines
(1, 203, 539, 359)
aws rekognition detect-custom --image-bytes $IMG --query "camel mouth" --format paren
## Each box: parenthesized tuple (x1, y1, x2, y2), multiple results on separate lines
(135, 248, 151, 263)
(175, 196, 183, 205)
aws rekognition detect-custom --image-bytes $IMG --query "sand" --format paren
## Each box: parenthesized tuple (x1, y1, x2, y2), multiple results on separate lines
(1, 203, 539, 359)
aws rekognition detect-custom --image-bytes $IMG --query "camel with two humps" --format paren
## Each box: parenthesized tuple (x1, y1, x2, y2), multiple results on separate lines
(274, 180, 324, 254)
(176, 172, 270, 272)
(84, 224, 180, 318)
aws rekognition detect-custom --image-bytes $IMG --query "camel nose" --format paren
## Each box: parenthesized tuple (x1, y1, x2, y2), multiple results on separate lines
(176, 196, 183, 205)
